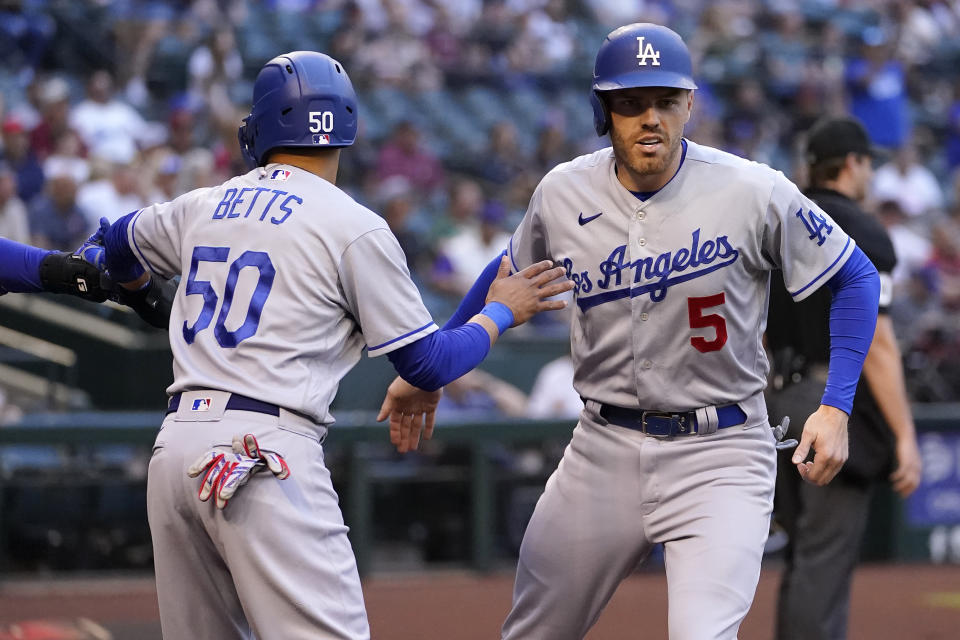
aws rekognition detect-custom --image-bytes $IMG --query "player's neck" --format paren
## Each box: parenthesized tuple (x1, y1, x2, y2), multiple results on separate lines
(618, 169, 671, 193)
(614, 143, 684, 193)
(268, 150, 342, 185)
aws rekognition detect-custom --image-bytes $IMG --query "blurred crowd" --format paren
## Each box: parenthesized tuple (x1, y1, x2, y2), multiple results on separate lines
(1, 0, 960, 404)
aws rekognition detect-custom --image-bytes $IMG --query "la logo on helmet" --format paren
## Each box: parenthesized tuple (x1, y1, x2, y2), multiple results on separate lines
(636, 37, 661, 66)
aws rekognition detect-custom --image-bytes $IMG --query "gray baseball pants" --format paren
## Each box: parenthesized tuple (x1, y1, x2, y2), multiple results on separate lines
(502, 400, 776, 640)
(147, 390, 369, 640)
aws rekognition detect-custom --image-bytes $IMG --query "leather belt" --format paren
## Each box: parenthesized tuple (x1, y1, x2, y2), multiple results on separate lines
(598, 403, 746, 437)
(166, 392, 280, 417)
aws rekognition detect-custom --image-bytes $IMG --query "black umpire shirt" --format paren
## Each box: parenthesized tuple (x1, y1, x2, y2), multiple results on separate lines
(766, 187, 897, 482)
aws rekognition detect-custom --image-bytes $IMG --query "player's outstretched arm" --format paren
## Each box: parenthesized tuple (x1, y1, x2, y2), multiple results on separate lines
(0, 228, 170, 325)
(379, 258, 573, 453)
(0, 237, 107, 301)
(794, 246, 879, 485)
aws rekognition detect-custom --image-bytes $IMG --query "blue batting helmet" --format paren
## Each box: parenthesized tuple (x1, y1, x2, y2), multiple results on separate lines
(238, 51, 358, 168)
(590, 23, 698, 136)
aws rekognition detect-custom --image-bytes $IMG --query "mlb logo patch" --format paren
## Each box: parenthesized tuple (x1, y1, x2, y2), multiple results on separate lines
(191, 397, 213, 412)
(270, 169, 291, 181)
(313, 133, 330, 145)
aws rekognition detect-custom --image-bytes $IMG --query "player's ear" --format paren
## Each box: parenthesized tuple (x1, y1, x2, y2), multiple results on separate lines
(684, 89, 694, 123)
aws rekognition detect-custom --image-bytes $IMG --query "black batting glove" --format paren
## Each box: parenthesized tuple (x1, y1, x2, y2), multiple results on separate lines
(38, 251, 109, 302)
(111, 276, 176, 330)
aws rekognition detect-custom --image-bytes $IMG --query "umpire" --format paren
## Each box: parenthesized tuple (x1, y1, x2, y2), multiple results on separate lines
(766, 116, 922, 640)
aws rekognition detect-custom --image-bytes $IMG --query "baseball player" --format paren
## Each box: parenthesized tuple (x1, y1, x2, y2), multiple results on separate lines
(94, 51, 571, 640)
(399, 24, 882, 639)
(0, 235, 171, 327)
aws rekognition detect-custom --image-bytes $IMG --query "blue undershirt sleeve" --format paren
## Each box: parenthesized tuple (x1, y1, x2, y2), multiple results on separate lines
(387, 322, 492, 391)
(0, 238, 53, 293)
(441, 251, 505, 330)
(820, 246, 880, 414)
(103, 212, 146, 283)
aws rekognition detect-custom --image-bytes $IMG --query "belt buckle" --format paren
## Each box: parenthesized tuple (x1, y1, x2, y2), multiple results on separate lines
(640, 411, 687, 437)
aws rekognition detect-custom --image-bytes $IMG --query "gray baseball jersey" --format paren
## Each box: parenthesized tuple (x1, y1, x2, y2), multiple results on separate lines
(508, 140, 854, 413)
(126, 163, 438, 424)
(502, 140, 854, 640)
(133, 163, 439, 639)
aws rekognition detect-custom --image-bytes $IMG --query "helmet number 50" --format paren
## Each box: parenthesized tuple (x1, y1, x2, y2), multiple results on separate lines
(308, 111, 334, 132)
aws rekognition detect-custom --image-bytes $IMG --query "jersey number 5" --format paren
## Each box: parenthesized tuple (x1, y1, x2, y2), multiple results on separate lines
(182, 246, 276, 348)
(687, 293, 727, 353)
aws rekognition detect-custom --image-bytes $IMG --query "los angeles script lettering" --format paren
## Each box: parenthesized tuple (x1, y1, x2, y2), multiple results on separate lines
(562, 229, 739, 306)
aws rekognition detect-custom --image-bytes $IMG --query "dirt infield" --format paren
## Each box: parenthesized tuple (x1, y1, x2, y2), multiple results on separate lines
(0, 564, 957, 639)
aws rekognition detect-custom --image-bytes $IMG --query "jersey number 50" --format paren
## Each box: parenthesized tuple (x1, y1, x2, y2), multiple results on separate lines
(182, 246, 276, 348)
(687, 293, 727, 352)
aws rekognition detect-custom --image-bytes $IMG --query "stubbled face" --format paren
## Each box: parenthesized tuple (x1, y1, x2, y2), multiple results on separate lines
(606, 86, 693, 191)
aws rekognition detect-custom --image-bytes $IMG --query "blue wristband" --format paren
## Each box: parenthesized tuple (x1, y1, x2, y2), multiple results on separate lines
(480, 301, 514, 335)
(104, 212, 147, 283)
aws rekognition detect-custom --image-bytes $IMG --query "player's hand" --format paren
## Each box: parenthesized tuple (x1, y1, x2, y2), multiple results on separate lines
(377, 376, 442, 453)
(485, 256, 573, 326)
(77, 215, 146, 286)
(74, 217, 110, 270)
(792, 404, 849, 485)
(890, 434, 922, 497)
(186, 434, 290, 509)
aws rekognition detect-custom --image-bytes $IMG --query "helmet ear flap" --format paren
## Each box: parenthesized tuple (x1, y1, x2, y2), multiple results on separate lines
(237, 116, 258, 169)
(590, 90, 609, 137)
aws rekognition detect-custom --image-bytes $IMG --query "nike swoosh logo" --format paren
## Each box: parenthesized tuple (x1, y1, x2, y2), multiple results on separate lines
(578, 211, 602, 225)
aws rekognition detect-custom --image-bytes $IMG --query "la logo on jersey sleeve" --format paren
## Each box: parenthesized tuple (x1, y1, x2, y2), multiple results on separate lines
(794, 207, 834, 246)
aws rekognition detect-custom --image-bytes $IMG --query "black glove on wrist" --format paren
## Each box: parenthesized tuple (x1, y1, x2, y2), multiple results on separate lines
(112, 276, 176, 329)
(38, 252, 109, 302)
